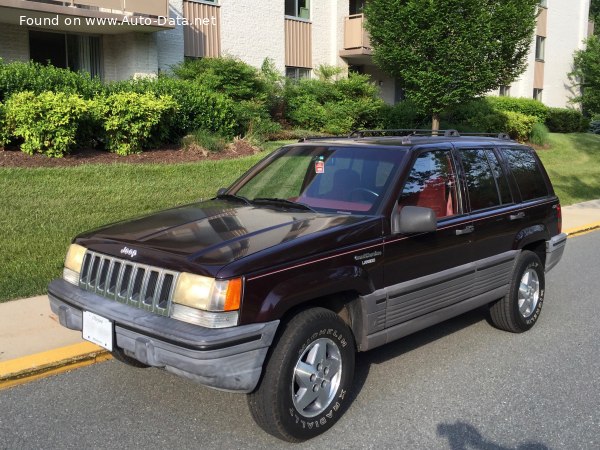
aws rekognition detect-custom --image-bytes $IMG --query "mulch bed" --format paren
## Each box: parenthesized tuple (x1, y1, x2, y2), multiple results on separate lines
(0, 139, 261, 168)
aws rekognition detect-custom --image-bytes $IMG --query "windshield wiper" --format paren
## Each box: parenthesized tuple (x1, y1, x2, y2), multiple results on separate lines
(215, 193, 251, 205)
(252, 197, 317, 213)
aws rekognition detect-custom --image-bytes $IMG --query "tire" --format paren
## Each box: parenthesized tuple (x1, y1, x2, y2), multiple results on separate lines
(247, 308, 356, 442)
(111, 346, 150, 368)
(489, 250, 545, 333)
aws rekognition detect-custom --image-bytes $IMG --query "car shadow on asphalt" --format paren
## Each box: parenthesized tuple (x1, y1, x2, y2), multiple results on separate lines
(437, 421, 549, 450)
(349, 307, 489, 403)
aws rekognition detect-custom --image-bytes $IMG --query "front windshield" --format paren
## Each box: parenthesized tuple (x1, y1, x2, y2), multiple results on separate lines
(233, 145, 406, 214)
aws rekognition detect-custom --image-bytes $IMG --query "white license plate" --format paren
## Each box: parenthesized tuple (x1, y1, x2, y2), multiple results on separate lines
(82, 311, 113, 351)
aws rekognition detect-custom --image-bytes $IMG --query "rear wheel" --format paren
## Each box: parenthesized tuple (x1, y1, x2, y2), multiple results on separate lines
(489, 250, 545, 333)
(247, 308, 355, 442)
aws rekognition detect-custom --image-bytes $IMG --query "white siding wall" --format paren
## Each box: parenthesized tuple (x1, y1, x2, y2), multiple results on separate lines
(0, 25, 30, 63)
(156, 0, 185, 73)
(363, 65, 395, 105)
(103, 33, 158, 81)
(220, 0, 285, 72)
(544, 0, 591, 107)
(312, 0, 348, 70)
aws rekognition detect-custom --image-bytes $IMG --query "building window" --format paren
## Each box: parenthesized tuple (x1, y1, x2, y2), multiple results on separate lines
(539, 0, 548, 8)
(535, 36, 546, 61)
(533, 88, 543, 101)
(286, 66, 311, 80)
(350, 0, 366, 15)
(285, 0, 310, 20)
(29, 31, 102, 79)
(499, 86, 511, 97)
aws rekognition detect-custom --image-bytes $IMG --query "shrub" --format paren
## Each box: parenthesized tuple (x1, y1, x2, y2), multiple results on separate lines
(0, 59, 103, 102)
(502, 111, 539, 142)
(4, 91, 89, 157)
(529, 122, 550, 146)
(107, 76, 237, 139)
(545, 107, 587, 133)
(285, 72, 384, 134)
(94, 92, 177, 155)
(172, 57, 269, 102)
(484, 96, 548, 121)
(0, 102, 8, 147)
(379, 99, 430, 129)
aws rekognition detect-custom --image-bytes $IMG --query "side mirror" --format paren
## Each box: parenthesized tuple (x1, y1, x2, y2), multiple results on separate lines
(392, 206, 437, 234)
(216, 188, 227, 196)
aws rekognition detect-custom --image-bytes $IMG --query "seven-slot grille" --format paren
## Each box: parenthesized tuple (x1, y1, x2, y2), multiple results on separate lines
(79, 250, 179, 316)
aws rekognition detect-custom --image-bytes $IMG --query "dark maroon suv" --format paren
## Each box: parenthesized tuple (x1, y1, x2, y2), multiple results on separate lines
(49, 130, 567, 442)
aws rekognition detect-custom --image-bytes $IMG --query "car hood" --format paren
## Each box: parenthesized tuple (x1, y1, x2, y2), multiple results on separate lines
(76, 199, 373, 271)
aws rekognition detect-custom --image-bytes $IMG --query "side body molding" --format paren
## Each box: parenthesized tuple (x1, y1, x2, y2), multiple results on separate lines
(353, 250, 519, 352)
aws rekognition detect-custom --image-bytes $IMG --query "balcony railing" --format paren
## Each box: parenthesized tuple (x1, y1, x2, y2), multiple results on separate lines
(285, 17, 312, 68)
(21, 0, 168, 18)
(343, 14, 371, 52)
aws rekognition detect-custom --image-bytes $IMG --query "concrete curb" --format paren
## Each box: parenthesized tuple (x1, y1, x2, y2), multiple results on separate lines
(0, 223, 598, 390)
(564, 221, 600, 237)
(0, 342, 111, 390)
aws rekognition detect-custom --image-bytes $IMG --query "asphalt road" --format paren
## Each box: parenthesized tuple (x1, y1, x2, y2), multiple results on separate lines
(1, 232, 599, 450)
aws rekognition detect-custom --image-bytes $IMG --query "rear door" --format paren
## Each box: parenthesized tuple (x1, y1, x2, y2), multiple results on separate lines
(453, 143, 522, 294)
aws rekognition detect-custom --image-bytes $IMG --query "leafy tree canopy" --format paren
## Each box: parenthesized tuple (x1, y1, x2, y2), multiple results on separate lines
(364, 0, 540, 128)
(570, 35, 600, 117)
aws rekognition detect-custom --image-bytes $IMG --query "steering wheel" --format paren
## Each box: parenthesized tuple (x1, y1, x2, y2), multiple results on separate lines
(349, 188, 380, 202)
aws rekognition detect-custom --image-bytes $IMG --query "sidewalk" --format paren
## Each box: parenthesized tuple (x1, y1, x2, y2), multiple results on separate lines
(1, 200, 600, 389)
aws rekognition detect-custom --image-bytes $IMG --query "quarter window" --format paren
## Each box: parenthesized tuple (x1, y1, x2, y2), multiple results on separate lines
(399, 151, 459, 219)
(501, 148, 549, 201)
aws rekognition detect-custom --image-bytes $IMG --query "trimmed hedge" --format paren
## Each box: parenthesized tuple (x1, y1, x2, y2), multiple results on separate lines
(0, 59, 103, 101)
(5, 91, 89, 157)
(545, 107, 588, 133)
(484, 96, 548, 121)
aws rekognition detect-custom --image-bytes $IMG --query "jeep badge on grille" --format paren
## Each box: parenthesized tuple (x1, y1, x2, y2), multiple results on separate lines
(120, 247, 137, 258)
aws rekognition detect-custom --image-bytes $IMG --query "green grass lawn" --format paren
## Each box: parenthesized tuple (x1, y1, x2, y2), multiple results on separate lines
(1, 134, 599, 303)
(0, 141, 289, 302)
(536, 133, 600, 206)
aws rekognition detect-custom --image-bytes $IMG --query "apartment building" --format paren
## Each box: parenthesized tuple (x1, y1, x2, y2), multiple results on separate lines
(0, 0, 591, 108)
(497, 0, 592, 108)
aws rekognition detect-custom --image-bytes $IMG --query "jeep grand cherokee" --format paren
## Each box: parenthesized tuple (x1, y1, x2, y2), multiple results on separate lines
(49, 130, 567, 442)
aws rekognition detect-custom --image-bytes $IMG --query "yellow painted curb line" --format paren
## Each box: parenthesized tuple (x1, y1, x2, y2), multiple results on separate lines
(0, 342, 111, 390)
(565, 221, 600, 237)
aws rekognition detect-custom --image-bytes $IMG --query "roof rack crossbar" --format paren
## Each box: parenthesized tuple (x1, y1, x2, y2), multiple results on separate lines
(349, 129, 457, 138)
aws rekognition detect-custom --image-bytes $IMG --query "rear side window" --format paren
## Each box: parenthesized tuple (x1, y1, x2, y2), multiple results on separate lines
(459, 148, 511, 211)
(501, 147, 549, 201)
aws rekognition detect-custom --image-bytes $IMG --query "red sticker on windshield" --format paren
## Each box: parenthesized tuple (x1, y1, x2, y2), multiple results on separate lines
(315, 161, 325, 174)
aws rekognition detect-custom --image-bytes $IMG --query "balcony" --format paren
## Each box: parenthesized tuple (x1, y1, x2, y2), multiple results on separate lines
(183, 0, 221, 58)
(0, 0, 173, 33)
(340, 14, 372, 64)
(285, 17, 312, 69)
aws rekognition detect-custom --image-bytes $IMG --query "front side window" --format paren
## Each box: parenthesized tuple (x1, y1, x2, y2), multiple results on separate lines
(501, 147, 549, 201)
(234, 145, 405, 214)
(285, 0, 310, 19)
(399, 150, 459, 219)
(459, 149, 510, 211)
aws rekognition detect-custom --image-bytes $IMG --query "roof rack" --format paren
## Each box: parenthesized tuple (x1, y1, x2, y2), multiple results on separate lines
(297, 135, 350, 142)
(348, 129, 513, 140)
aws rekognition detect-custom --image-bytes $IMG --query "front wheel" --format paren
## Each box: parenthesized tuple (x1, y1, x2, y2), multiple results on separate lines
(489, 250, 545, 333)
(247, 308, 356, 442)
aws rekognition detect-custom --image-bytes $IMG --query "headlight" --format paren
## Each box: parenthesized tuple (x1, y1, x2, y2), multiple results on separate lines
(63, 243, 87, 286)
(171, 273, 242, 328)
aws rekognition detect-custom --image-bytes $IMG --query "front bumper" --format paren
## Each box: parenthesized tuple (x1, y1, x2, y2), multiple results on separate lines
(545, 233, 568, 273)
(48, 279, 279, 393)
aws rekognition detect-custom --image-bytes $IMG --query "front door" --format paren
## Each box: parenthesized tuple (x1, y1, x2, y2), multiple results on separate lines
(383, 147, 475, 329)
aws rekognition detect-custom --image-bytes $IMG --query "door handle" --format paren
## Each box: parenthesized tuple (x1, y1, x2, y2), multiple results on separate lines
(455, 225, 474, 236)
(509, 212, 525, 221)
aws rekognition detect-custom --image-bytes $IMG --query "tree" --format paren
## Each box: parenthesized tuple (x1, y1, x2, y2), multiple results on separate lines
(364, 0, 540, 130)
(570, 35, 600, 116)
(590, 0, 600, 34)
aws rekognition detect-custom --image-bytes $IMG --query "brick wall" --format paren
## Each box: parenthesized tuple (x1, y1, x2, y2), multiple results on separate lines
(0, 25, 30, 63)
